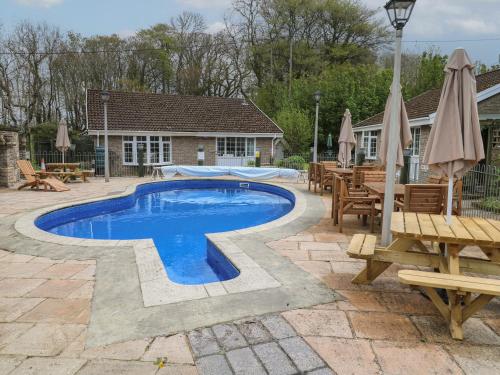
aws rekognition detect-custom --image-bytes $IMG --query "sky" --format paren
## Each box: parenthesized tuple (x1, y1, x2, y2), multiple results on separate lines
(1, 0, 500, 66)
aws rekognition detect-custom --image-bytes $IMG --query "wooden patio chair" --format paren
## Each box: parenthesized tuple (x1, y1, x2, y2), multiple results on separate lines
(426, 175, 442, 184)
(395, 184, 447, 214)
(332, 174, 368, 225)
(308, 162, 318, 192)
(361, 171, 386, 184)
(321, 161, 339, 168)
(17, 160, 70, 192)
(352, 165, 380, 188)
(319, 163, 334, 196)
(338, 176, 380, 233)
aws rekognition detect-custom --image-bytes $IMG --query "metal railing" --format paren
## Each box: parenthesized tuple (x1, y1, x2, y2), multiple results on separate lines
(415, 163, 500, 220)
(461, 164, 500, 219)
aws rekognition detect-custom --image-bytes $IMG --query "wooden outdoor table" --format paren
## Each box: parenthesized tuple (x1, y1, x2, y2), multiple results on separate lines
(363, 182, 405, 210)
(324, 167, 353, 175)
(39, 171, 86, 183)
(353, 212, 500, 285)
(350, 212, 500, 340)
(46, 163, 80, 172)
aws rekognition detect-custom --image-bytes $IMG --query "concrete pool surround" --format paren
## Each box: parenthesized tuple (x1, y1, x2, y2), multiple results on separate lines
(11, 177, 338, 346)
(15, 179, 306, 306)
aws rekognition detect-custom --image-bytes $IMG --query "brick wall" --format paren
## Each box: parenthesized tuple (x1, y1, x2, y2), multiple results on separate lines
(0, 131, 20, 187)
(93, 135, 275, 172)
(257, 138, 273, 164)
(172, 137, 216, 165)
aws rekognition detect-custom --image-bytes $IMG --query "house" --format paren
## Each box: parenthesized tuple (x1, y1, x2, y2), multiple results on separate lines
(353, 68, 500, 179)
(85, 90, 283, 171)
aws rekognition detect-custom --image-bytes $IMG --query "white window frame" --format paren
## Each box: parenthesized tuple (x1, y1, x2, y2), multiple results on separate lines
(122, 135, 172, 166)
(362, 130, 378, 160)
(408, 127, 421, 157)
(216, 137, 256, 157)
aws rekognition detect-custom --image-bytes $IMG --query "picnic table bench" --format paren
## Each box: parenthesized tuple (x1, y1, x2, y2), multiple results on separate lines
(346, 213, 500, 340)
(42, 163, 93, 183)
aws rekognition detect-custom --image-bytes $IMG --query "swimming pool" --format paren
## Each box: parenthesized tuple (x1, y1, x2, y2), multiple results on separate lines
(35, 180, 294, 285)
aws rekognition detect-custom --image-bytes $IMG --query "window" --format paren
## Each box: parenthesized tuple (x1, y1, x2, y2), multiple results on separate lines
(150, 136, 160, 164)
(216, 137, 256, 157)
(408, 127, 421, 156)
(161, 137, 171, 163)
(217, 138, 225, 157)
(246, 138, 255, 157)
(122, 135, 172, 165)
(362, 131, 378, 159)
(123, 136, 134, 164)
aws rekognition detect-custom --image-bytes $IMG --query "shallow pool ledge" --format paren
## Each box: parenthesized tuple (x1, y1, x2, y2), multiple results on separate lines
(14, 178, 307, 307)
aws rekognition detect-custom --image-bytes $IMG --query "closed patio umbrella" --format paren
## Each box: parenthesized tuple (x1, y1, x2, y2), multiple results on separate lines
(379, 86, 413, 168)
(327, 133, 333, 149)
(337, 109, 355, 168)
(56, 119, 71, 163)
(423, 48, 484, 223)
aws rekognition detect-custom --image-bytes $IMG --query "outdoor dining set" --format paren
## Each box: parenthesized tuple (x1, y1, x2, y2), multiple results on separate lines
(304, 47, 500, 341)
(308, 160, 500, 340)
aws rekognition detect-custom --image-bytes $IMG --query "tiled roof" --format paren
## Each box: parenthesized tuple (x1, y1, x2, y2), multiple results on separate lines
(86, 90, 282, 134)
(354, 68, 500, 128)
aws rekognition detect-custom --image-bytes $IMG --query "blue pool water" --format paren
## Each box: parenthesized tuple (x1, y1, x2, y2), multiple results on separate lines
(35, 180, 294, 285)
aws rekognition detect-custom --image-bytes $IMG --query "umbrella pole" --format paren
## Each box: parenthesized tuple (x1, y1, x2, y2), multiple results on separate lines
(62, 151, 64, 164)
(446, 163, 453, 225)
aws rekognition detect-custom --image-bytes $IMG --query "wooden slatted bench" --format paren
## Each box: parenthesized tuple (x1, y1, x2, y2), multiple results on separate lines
(399, 270, 500, 340)
(347, 234, 378, 259)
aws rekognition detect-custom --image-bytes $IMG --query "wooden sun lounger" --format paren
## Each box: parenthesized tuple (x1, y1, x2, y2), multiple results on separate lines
(17, 160, 70, 192)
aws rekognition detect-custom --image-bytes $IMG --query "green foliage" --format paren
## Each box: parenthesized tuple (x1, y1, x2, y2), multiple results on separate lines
(479, 197, 500, 213)
(276, 155, 307, 170)
(403, 51, 447, 99)
(274, 106, 312, 154)
(256, 64, 392, 153)
(246, 160, 256, 167)
(29, 121, 93, 153)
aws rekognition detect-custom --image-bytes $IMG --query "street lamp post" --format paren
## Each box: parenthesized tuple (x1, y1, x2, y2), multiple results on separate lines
(101, 90, 110, 183)
(381, 0, 416, 246)
(313, 91, 321, 163)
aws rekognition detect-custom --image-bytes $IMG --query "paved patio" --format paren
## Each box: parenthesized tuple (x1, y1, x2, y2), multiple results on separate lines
(0, 178, 499, 374)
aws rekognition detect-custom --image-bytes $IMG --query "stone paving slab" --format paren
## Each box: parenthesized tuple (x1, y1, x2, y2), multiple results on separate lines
(253, 342, 297, 375)
(8, 357, 86, 375)
(278, 337, 325, 373)
(226, 347, 267, 375)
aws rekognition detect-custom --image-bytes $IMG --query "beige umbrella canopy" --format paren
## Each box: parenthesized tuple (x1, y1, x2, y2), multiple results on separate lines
(337, 109, 356, 168)
(56, 119, 71, 163)
(423, 48, 484, 178)
(379, 86, 413, 168)
(423, 48, 484, 222)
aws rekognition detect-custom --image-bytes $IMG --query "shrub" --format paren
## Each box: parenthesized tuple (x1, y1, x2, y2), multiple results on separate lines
(479, 197, 500, 213)
(276, 155, 306, 170)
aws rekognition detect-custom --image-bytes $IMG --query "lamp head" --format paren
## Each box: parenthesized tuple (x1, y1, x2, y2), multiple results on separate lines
(314, 91, 321, 103)
(100, 90, 110, 103)
(384, 0, 416, 30)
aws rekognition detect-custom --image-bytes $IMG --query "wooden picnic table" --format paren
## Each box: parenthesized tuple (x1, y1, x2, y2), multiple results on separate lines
(363, 182, 405, 210)
(39, 170, 93, 183)
(352, 212, 500, 282)
(324, 167, 353, 175)
(348, 212, 500, 339)
(46, 163, 80, 172)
